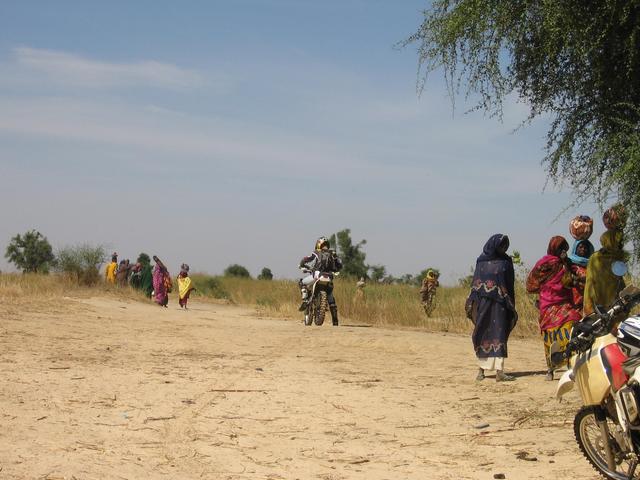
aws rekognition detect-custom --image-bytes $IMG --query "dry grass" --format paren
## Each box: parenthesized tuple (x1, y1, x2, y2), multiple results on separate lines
(0, 273, 149, 309)
(0, 272, 547, 338)
(192, 275, 542, 338)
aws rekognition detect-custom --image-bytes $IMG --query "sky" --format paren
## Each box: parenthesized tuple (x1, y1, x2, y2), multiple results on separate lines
(0, 1, 609, 284)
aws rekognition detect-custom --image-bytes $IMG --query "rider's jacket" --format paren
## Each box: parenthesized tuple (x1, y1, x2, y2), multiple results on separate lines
(299, 250, 343, 273)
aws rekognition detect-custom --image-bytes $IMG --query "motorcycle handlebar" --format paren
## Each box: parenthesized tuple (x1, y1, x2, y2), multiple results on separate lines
(550, 287, 640, 366)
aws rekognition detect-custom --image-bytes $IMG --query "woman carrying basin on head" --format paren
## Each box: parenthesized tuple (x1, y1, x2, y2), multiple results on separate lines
(466, 234, 518, 382)
(566, 215, 595, 311)
(177, 263, 195, 309)
(566, 238, 595, 311)
(584, 229, 628, 316)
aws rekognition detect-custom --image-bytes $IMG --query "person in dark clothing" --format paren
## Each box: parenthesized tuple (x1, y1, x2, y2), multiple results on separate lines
(298, 237, 343, 326)
(466, 234, 518, 382)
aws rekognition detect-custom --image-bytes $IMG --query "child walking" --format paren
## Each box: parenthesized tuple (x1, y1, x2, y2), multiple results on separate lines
(177, 263, 195, 309)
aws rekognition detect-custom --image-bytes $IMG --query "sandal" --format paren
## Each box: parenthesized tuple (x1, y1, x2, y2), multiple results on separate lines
(496, 370, 515, 382)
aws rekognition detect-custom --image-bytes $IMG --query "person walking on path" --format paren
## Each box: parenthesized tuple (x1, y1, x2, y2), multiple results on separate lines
(466, 234, 518, 382)
(105, 253, 118, 284)
(567, 239, 594, 311)
(584, 229, 628, 315)
(420, 269, 440, 317)
(526, 236, 582, 380)
(177, 263, 195, 309)
(354, 277, 366, 303)
(152, 255, 171, 307)
(116, 259, 130, 287)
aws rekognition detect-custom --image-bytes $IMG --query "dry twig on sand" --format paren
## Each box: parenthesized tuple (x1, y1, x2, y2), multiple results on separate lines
(144, 415, 176, 423)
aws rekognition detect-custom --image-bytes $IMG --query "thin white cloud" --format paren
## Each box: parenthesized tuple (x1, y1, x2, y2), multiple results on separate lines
(12, 47, 206, 89)
(0, 96, 362, 177)
(0, 92, 551, 196)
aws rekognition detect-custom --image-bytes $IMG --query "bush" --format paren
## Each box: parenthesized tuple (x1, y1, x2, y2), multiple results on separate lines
(56, 244, 106, 286)
(224, 264, 251, 278)
(137, 252, 151, 265)
(194, 275, 229, 299)
(5, 230, 55, 273)
(257, 267, 273, 280)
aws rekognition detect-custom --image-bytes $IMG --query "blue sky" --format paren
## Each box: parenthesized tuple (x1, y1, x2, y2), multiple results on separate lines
(0, 1, 607, 283)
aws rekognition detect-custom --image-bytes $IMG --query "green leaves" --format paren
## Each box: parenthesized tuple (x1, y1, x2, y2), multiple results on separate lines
(5, 230, 55, 274)
(407, 0, 640, 253)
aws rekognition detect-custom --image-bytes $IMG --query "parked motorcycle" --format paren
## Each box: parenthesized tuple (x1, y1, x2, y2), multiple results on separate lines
(552, 268, 640, 479)
(301, 269, 338, 326)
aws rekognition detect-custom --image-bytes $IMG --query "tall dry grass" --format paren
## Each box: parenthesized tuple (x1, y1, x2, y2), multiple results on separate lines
(5, 272, 622, 340)
(191, 274, 542, 338)
(0, 273, 148, 308)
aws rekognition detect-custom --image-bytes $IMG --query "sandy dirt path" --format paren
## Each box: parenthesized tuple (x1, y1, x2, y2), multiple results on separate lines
(0, 296, 599, 480)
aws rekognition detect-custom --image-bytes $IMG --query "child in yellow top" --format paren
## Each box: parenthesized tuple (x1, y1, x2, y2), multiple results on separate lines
(177, 263, 195, 309)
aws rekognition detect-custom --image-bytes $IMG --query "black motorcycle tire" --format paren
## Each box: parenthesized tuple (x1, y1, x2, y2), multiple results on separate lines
(574, 406, 636, 480)
(314, 290, 327, 326)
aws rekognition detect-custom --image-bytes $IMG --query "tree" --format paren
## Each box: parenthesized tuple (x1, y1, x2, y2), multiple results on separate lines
(56, 244, 106, 285)
(224, 264, 251, 278)
(257, 267, 273, 280)
(5, 230, 55, 273)
(369, 264, 387, 283)
(399, 273, 415, 285)
(329, 229, 368, 279)
(137, 253, 151, 265)
(405, 2, 640, 251)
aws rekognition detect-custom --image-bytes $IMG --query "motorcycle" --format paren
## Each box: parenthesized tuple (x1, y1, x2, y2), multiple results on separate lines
(552, 263, 640, 479)
(300, 269, 338, 326)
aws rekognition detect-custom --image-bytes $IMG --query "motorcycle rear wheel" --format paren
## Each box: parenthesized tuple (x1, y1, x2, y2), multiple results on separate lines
(574, 406, 638, 480)
(314, 291, 327, 326)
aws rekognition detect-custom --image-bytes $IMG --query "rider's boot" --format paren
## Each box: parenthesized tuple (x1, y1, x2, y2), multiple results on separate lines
(330, 305, 339, 326)
(298, 288, 309, 311)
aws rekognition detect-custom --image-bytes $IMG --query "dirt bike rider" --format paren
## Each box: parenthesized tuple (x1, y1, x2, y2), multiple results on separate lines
(298, 237, 343, 326)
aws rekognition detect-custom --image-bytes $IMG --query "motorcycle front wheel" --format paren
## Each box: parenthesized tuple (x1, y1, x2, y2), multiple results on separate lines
(314, 290, 328, 326)
(574, 406, 638, 480)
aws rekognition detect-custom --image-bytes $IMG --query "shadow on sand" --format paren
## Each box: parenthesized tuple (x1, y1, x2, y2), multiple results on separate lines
(508, 370, 551, 378)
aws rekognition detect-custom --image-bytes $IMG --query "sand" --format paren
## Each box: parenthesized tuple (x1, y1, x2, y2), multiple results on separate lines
(0, 295, 599, 479)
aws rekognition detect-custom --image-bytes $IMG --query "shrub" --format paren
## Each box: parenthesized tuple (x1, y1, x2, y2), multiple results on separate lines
(5, 230, 55, 273)
(194, 275, 230, 299)
(224, 264, 251, 278)
(257, 267, 273, 280)
(56, 244, 106, 286)
(137, 252, 151, 265)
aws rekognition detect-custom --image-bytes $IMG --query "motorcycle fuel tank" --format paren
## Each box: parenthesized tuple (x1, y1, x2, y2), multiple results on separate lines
(573, 334, 617, 406)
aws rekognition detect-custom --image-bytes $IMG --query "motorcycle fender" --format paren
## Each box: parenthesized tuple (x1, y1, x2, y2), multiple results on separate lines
(556, 369, 575, 400)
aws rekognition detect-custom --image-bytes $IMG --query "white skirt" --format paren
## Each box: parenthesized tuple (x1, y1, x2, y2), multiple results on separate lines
(478, 357, 504, 371)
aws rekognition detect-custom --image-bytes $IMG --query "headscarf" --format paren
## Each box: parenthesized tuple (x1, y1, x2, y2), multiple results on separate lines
(583, 229, 628, 315)
(568, 239, 595, 267)
(547, 236, 569, 256)
(468, 234, 515, 309)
